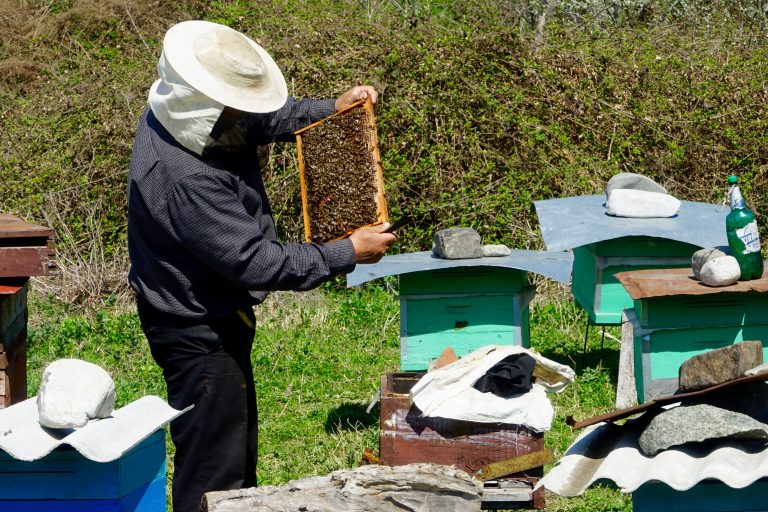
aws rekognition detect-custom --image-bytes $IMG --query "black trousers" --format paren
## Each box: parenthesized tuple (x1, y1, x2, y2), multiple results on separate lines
(138, 300, 258, 512)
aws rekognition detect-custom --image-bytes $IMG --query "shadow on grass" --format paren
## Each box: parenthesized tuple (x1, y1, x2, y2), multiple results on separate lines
(324, 403, 379, 433)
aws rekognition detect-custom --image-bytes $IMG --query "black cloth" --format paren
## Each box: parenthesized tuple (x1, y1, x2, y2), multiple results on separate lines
(139, 299, 258, 512)
(472, 353, 537, 398)
(127, 99, 356, 320)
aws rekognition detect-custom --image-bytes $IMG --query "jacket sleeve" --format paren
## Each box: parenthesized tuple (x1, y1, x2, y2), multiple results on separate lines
(244, 97, 336, 145)
(166, 171, 356, 291)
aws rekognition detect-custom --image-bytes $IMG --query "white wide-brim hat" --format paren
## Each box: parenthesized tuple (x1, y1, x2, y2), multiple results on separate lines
(162, 20, 288, 113)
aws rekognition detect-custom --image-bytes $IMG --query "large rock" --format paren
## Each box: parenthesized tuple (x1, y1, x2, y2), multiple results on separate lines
(606, 172, 667, 198)
(432, 227, 483, 259)
(605, 189, 681, 218)
(37, 359, 116, 429)
(699, 255, 741, 287)
(679, 341, 763, 392)
(202, 463, 483, 512)
(691, 247, 727, 279)
(638, 403, 768, 456)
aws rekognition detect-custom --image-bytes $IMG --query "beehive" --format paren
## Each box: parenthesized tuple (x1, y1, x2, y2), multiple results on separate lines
(617, 268, 768, 403)
(379, 372, 545, 510)
(0, 430, 166, 511)
(295, 98, 388, 243)
(0, 214, 55, 408)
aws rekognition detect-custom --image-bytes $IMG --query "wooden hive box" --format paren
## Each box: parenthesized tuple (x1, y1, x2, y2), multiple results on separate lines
(379, 372, 545, 510)
(399, 266, 534, 371)
(0, 430, 166, 511)
(571, 236, 700, 325)
(295, 98, 388, 243)
(0, 214, 55, 408)
(617, 268, 768, 403)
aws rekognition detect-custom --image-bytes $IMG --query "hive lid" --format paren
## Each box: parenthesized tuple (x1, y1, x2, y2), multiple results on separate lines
(346, 249, 574, 287)
(0, 395, 189, 462)
(534, 195, 728, 252)
(0, 214, 54, 239)
(615, 267, 768, 300)
(295, 98, 388, 243)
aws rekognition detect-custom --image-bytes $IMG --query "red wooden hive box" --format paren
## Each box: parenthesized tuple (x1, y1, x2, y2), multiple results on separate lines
(379, 372, 545, 510)
(0, 214, 56, 407)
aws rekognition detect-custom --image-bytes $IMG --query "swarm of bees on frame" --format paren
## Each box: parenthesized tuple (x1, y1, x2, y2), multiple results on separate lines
(299, 105, 380, 243)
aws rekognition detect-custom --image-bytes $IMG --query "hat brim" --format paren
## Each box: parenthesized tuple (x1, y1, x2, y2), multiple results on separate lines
(163, 20, 288, 113)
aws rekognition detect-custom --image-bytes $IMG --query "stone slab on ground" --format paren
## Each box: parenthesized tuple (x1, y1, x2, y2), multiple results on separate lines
(202, 463, 483, 512)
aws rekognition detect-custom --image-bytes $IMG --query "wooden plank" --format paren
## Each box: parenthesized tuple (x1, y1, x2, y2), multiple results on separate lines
(0, 215, 54, 240)
(616, 267, 768, 300)
(566, 369, 768, 429)
(0, 247, 56, 277)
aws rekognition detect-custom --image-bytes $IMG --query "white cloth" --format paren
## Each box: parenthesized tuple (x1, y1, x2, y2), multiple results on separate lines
(410, 345, 575, 432)
(148, 50, 224, 156)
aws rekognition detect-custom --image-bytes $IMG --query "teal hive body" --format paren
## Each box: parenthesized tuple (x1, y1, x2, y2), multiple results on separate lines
(0, 430, 166, 511)
(633, 479, 768, 512)
(399, 266, 533, 370)
(346, 250, 574, 372)
(572, 236, 699, 325)
(617, 267, 768, 403)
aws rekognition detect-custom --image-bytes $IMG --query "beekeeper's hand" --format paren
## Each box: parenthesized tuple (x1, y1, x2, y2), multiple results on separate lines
(335, 85, 378, 111)
(350, 223, 396, 264)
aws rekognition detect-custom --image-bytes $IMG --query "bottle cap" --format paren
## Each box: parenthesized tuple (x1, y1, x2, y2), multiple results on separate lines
(728, 175, 738, 184)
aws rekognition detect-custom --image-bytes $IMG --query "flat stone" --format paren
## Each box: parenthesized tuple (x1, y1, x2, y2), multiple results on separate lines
(202, 463, 483, 512)
(692, 247, 728, 279)
(37, 359, 116, 429)
(699, 255, 741, 287)
(432, 227, 483, 259)
(605, 189, 681, 218)
(679, 341, 763, 392)
(606, 172, 667, 198)
(481, 244, 511, 257)
(638, 403, 768, 456)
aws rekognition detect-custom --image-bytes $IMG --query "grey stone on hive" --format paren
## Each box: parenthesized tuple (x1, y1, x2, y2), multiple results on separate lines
(481, 244, 511, 257)
(606, 172, 667, 198)
(692, 247, 728, 279)
(432, 227, 483, 260)
(679, 341, 763, 392)
(638, 403, 768, 456)
(202, 462, 483, 512)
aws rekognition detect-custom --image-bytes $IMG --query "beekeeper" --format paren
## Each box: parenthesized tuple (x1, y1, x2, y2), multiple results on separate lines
(127, 20, 396, 512)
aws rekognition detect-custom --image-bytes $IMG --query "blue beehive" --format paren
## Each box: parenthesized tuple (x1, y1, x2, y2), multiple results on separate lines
(0, 430, 166, 511)
(0, 395, 187, 512)
(347, 249, 573, 371)
(535, 195, 728, 325)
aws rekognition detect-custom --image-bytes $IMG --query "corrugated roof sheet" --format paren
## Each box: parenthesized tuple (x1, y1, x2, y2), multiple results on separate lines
(534, 195, 728, 252)
(537, 413, 768, 496)
(0, 395, 188, 462)
(346, 250, 574, 287)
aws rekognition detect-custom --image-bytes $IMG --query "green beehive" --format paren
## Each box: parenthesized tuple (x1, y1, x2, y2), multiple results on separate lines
(571, 236, 699, 325)
(346, 250, 574, 371)
(535, 195, 729, 326)
(617, 268, 768, 403)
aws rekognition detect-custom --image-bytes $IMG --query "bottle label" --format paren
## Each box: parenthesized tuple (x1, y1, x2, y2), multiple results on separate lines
(736, 221, 761, 254)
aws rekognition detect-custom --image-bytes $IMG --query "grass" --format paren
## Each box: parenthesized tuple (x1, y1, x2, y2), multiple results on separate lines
(26, 279, 631, 511)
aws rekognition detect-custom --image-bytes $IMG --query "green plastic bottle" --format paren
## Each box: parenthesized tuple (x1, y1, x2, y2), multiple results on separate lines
(726, 175, 764, 280)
